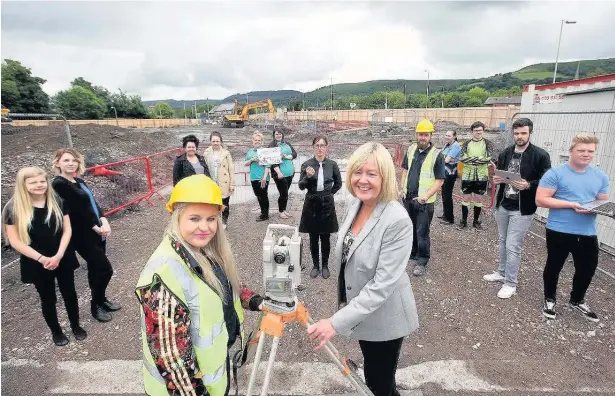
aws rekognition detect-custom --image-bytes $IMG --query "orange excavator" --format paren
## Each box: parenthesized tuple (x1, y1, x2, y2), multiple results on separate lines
(223, 98, 275, 128)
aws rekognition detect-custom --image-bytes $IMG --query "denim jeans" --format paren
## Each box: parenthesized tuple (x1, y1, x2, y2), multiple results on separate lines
(495, 206, 533, 286)
(404, 199, 435, 267)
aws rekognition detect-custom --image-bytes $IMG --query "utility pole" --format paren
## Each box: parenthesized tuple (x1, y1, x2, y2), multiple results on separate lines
(247, 93, 250, 104)
(403, 83, 407, 109)
(424, 69, 430, 108)
(441, 86, 445, 108)
(110, 106, 118, 126)
(303, 92, 305, 111)
(330, 77, 334, 111)
(194, 102, 197, 119)
(183, 103, 187, 119)
(553, 19, 577, 83)
(384, 85, 388, 110)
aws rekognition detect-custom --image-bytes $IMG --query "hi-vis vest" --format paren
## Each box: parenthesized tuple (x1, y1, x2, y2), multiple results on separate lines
(136, 237, 245, 396)
(401, 144, 440, 203)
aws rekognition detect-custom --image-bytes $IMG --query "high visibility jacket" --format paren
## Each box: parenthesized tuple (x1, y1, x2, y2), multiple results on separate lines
(401, 144, 440, 203)
(136, 235, 245, 396)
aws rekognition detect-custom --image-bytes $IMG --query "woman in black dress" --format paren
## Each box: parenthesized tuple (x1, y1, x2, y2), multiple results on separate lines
(51, 148, 121, 323)
(298, 135, 342, 279)
(3, 167, 86, 346)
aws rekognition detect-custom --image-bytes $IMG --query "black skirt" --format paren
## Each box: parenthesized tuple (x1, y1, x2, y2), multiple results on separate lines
(299, 191, 339, 234)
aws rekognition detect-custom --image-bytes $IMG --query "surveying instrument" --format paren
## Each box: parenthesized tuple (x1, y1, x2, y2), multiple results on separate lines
(243, 224, 374, 396)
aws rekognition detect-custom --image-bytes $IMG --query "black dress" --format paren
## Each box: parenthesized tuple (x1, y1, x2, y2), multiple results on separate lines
(3, 201, 79, 284)
(298, 157, 342, 234)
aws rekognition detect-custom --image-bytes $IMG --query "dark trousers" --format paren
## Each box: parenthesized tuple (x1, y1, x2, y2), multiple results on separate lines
(359, 337, 404, 396)
(251, 180, 270, 217)
(441, 173, 457, 223)
(273, 175, 293, 212)
(309, 233, 331, 268)
(73, 232, 114, 307)
(543, 229, 599, 303)
(222, 197, 230, 224)
(33, 270, 79, 333)
(405, 199, 435, 266)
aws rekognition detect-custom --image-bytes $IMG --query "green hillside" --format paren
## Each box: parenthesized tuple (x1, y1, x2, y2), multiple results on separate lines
(146, 58, 615, 109)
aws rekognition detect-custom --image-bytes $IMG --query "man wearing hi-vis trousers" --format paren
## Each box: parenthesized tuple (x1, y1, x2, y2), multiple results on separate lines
(400, 119, 445, 277)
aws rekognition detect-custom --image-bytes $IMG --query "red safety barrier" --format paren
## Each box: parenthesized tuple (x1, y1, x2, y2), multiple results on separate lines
(85, 142, 403, 216)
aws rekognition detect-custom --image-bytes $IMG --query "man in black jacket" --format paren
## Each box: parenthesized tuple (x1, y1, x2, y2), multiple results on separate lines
(483, 118, 551, 299)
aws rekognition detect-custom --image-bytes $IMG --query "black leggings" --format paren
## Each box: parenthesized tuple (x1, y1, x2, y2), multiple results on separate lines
(222, 197, 230, 224)
(73, 231, 114, 306)
(359, 337, 404, 396)
(33, 269, 79, 333)
(273, 175, 293, 212)
(251, 180, 269, 216)
(309, 233, 331, 267)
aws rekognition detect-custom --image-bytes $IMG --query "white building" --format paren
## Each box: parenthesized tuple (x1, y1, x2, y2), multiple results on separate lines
(519, 74, 615, 253)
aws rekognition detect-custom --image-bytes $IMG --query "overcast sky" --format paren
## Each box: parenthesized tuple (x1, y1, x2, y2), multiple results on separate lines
(2, 1, 614, 101)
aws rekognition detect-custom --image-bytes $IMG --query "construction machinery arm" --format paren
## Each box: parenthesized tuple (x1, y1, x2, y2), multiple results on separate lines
(240, 99, 276, 120)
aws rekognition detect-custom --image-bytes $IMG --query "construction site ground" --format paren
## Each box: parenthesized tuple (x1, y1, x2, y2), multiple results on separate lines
(1, 123, 614, 395)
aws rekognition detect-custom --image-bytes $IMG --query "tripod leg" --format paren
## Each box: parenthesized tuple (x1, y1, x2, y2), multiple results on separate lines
(304, 317, 374, 396)
(259, 336, 281, 396)
(246, 332, 267, 396)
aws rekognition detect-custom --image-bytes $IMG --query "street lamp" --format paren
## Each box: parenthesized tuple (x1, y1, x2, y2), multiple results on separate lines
(439, 86, 445, 108)
(424, 70, 430, 108)
(553, 20, 577, 83)
(110, 106, 118, 126)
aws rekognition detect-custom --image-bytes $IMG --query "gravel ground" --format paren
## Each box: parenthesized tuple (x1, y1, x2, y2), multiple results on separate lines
(2, 122, 613, 394)
(1, 185, 614, 394)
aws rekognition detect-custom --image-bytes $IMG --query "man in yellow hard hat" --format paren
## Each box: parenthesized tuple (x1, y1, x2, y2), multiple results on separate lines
(399, 119, 445, 276)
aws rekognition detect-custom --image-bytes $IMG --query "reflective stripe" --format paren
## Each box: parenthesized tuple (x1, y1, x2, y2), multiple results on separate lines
(144, 255, 226, 348)
(203, 362, 226, 385)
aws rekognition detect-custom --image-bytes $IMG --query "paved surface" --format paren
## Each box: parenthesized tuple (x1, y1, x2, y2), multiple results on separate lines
(2, 184, 614, 395)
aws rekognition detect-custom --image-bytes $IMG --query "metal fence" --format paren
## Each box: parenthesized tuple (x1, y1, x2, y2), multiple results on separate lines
(511, 111, 615, 253)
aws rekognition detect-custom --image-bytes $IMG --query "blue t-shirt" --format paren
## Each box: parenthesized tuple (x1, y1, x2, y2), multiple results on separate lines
(245, 148, 270, 182)
(538, 164, 609, 236)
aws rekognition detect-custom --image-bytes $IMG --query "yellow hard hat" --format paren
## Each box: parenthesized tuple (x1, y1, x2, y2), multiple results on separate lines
(416, 119, 435, 133)
(166, 174, 224, 213)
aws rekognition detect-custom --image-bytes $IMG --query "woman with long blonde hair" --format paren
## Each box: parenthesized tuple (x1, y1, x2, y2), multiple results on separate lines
(136, 174, 263, 396)
(51, 148, 120, 323)
(2, 167, 86, 346)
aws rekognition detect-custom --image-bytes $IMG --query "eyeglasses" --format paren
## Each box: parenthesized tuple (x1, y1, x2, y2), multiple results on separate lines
(314, 144, 328, 149)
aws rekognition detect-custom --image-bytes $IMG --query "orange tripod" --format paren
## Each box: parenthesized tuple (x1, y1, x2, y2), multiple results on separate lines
(244, 302, 374, 396)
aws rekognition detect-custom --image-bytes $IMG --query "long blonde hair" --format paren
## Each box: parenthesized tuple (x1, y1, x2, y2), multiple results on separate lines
(346, 142, 398, 202)
(2, 167, 64, 245)
(167, 203, 240, 297)
(52, 148, 86, 176)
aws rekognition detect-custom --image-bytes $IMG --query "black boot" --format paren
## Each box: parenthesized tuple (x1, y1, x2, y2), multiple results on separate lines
(310, 265, 320, 279)
(321, 265, 330, 279)
(71, 325, 88, 341)
(52, 331, 69, 346)
(102, 299, 122, 312)
(92, 302, 112, 322)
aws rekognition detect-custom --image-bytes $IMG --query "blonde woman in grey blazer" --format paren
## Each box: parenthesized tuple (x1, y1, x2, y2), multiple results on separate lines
(308, 142, 419, 396)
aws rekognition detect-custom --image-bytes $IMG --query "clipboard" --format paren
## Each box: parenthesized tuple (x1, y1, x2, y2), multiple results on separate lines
(494, 169, 523, 183)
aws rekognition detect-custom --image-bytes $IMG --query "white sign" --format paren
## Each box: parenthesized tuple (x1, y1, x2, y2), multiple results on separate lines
(257, 147, 281, 166)
(533, 94, 564, 104)
(349, 103, 357, 109)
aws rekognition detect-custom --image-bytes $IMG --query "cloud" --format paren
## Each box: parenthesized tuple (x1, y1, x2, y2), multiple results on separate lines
(2, 1, 614, 101)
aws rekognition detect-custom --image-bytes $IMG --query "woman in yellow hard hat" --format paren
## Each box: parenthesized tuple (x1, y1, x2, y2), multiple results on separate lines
(135, 174, 263, 396)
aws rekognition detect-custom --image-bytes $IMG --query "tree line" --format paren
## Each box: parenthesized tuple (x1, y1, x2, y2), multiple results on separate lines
(2, 58, 524, 120)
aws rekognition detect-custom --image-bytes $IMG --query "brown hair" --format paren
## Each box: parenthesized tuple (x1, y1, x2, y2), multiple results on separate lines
(312, 135, 328, 146)
(52, 148, 86, 176)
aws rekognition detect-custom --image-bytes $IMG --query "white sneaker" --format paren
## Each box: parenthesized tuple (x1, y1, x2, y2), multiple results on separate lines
(497, 284, 516, 299)
(483, 272, 505, 282)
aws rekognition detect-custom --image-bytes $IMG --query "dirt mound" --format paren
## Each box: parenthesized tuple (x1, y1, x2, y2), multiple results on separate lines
(1, 123, 177, 208)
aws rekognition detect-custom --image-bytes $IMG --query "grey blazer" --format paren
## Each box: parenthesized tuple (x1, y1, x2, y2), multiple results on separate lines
(330, 196, 419, 342)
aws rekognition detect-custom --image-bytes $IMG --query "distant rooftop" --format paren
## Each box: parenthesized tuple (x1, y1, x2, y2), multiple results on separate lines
(484, 96, 522, 105)
(209, 102, 235, 113)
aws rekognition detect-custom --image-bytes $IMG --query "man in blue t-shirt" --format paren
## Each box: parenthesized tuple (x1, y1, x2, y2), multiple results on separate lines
(536, 133, 609, 322)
